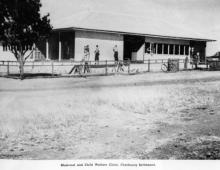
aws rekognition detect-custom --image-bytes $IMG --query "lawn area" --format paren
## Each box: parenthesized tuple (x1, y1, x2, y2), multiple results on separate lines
(1, 71, 220, 159)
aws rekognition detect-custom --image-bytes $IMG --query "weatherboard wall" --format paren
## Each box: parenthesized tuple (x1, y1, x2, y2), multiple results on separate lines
(74, 30, 124, 61)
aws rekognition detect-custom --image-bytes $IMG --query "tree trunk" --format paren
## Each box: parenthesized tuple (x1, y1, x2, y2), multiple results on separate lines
(19, 54, 25, 80)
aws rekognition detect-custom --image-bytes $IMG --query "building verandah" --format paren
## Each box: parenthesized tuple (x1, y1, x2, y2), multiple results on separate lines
(123, 35, 207, 63)
(33, 31, 75, 61)
(35, 29, 208, 63)
(46, 31, 75, 61)
(40, 30, 123, 62)
(144, 37, 190, 60)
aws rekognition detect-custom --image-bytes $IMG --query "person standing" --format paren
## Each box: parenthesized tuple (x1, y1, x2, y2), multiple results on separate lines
(192, 51, 199, 69)
(83, 45, 90, 73)
(113, 45, 119, 62)
(84, 45, 90, 61)
(94, 45, 100, 64)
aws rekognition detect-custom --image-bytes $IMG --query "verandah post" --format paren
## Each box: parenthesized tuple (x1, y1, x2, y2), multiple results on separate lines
(46, 39, 49, 60)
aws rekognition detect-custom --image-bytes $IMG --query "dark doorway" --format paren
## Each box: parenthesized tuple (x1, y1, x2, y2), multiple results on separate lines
(190, 41, 206, 62)
(124, 35, 145, 61)
(48, 31, 75, 60)
(49, 32, 59, 60)
(60, 31, 75, 60)
(35, 39, 46, 61)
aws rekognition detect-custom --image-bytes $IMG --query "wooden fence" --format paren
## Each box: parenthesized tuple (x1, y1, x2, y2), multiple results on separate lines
(0, 58, 190, 77)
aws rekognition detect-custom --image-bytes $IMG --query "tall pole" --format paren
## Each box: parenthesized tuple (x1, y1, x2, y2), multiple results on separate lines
(183, 45, 185, 55)
(59, 32, 62, 61)
(168, 44, 170, 55)
(46, 39, 49, 60)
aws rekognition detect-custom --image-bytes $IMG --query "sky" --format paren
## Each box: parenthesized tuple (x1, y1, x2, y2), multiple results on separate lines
(41, 0, 220, 55)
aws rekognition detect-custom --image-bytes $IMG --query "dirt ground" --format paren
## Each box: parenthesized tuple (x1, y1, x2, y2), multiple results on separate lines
(1, 71, 220, 159)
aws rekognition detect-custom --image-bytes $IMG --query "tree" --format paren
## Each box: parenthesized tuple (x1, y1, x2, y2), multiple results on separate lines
(0, 0, 52, 79)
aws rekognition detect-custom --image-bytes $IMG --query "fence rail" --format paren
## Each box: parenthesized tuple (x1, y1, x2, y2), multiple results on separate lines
(0, 58, 190, 77)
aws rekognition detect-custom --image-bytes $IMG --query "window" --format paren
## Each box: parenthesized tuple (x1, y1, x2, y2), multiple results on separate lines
(152, 43, 157, 54)
(175, 45, 179, 55)
(157, 44, 162, 54)
(180, 45, 184, 55)
(145, 42, 151, 54)
(169, 44, 174, 54)
(164, 44, 168, 54)
(3, 44, 7, 51)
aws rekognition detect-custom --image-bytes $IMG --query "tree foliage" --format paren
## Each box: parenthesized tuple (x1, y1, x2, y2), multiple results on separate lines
(0, 0, 52, 78)
(0, 0, 52, 59)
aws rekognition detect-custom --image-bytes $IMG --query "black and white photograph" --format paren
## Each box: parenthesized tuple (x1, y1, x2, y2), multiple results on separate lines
(0, 0, 220, 169)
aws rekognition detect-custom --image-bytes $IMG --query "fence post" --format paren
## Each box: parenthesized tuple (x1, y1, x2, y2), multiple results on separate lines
(51, 61, 54, 77)
(105, 60, 108, 75)
(7, 61, 9, 75)
(32, 61, 34, 69)
(148, 59, 150, 72)
(178, 59, 180, 71)
(128, 60, 130, 74)
(184, 57, 188, 70)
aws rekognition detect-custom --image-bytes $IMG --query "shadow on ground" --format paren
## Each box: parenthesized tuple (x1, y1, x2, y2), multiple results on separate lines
(2, 73, 60, 79)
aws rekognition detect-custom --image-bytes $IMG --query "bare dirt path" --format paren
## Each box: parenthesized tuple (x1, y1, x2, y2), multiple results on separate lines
(1, 70, 220, 92)
(1, 71, 220, 159)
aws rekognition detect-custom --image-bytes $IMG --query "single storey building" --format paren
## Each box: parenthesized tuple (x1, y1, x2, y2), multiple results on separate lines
(0, 11, 215, 62)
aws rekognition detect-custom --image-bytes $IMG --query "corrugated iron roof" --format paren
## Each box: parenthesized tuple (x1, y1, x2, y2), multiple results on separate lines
(53, 11, 215, 41)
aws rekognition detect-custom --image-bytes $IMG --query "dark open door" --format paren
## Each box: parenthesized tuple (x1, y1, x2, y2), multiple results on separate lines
(190, 41, 206, 62)
(124, 35, 145, 61)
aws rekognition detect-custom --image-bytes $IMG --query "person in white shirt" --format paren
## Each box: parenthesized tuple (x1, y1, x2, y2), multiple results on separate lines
(83, 45, 90, 73)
